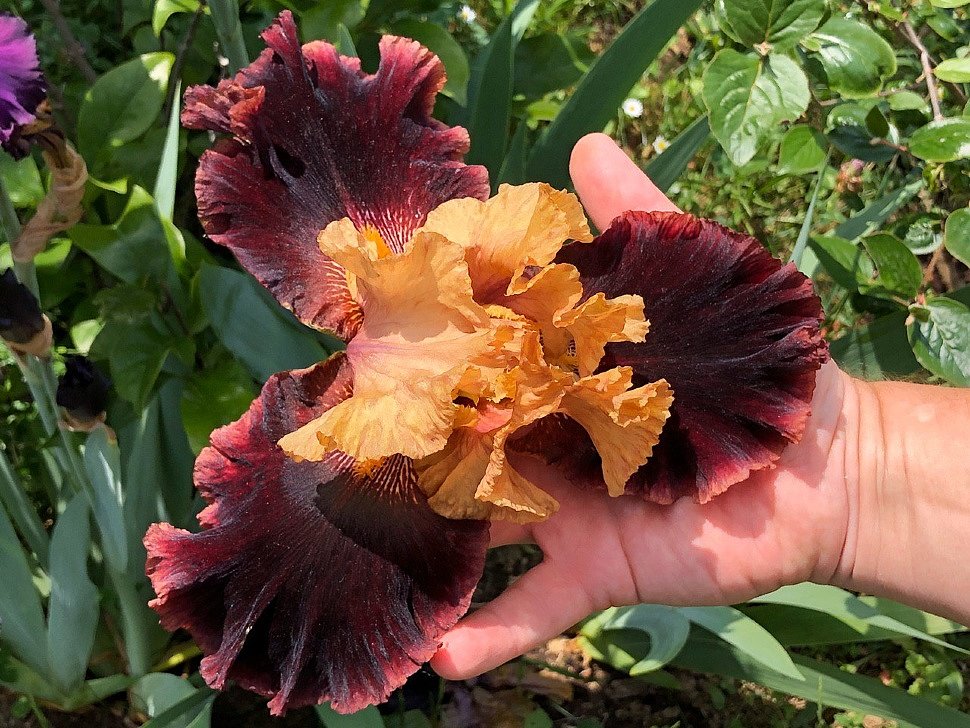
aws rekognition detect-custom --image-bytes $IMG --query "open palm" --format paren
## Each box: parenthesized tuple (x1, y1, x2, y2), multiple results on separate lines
(431, 134, 852, 680)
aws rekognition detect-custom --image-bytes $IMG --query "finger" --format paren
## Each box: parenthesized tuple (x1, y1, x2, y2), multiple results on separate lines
(569, 132, 681, 231)
(488, 520, 534, 547)
(430, 561, 597, 680)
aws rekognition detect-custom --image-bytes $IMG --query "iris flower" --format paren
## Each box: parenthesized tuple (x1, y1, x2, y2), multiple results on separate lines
(0, 13, 46, 158)
(146, 12, 826, 716)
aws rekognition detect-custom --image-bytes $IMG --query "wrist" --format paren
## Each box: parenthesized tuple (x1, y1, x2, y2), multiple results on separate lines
(830, 374, 970, 621)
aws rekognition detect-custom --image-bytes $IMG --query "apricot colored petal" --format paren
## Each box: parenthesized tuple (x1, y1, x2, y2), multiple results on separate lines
(556, 293, 649, 377)
(417, 428, 559, 524)
(561, 369, 673, 496)
(144, 356, 488, 715)
(551, 211, 827, 503)
(183, 11, 488, 338)
(419, 183, 592, 303)
(279, 232, 491, 462)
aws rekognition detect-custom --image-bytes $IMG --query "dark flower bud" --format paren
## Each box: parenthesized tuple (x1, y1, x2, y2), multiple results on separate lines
(56, 356, 110, 427)
(0, 268, 50, 355)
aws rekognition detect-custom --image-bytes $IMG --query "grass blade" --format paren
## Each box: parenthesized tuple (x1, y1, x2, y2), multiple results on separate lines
(644, 115, 710, 193)
(526, 0, 704, 187)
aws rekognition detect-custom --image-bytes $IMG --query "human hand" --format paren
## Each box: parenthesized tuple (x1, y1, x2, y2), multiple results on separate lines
(431, 133, 855, 680)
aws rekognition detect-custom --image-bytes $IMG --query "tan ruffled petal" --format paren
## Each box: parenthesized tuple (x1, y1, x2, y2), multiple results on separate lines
(279, 229, 492, 462)
(556, 293, 649, 377)
(417, 336, 569, 522)
(561, 368, 673, 496)
(419, 183, 592, 303)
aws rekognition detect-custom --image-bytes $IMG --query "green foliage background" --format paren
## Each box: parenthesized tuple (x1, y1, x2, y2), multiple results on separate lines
(0, 0, 969, 725)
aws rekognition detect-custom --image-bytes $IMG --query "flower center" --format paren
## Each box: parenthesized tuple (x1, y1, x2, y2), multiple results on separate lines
(361, 225, 392, 259)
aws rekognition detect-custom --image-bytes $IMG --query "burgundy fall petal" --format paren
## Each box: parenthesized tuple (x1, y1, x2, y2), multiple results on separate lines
(519, 211, 827, 504)
(145, 355, 488, 715)
(183, 11, 489, 339)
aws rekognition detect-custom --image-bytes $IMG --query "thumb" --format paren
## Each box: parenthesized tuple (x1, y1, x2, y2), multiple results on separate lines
(569, 133, 680, 231)
(430, 560, 597, 680)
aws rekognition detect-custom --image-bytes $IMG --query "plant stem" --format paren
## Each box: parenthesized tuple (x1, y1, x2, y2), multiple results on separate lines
(208, 0, 249, 74)
(900, 21, 943, 121)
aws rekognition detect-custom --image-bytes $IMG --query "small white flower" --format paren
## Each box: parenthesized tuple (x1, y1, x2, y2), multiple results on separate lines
(652, 135, 671, 154)
(621, 98, 644, 118)
(458, 5, 477, 23)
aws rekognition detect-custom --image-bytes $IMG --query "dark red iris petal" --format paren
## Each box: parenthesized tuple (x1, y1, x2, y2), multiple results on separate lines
(520, 211, 826, 504)
(145, 355, 488, 715)
(183, 11, 489, 339)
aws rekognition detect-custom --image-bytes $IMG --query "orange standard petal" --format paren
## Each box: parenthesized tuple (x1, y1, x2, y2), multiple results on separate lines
(278, 221, 493, 462)
(418, 183, 593, 303)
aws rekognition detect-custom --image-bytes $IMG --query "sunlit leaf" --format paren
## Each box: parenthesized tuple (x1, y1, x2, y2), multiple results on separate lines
(716, 0, 826, 52)
(702, 50, 809, 166)
(907, 297, 970, 386)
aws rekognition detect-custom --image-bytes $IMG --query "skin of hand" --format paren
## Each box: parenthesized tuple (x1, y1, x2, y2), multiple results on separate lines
(430, 133, 970, 682)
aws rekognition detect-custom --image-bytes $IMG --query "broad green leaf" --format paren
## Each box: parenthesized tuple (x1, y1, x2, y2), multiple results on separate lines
(644, 115, 711, 193)
(778, 124, 827, 174)
(181, 357, 256, 454)
(715, 0, 826, 52)
(132, 674, 211, 728)
(907, 298, 970, 386)
(141, 688, 215, 728)
(300, 0, 364, 42)
(944, 208, 970, 266)
(526, 0, 703, 187)
(826, 102, 898, 163)
(82, 427, 129, 572)
(154, 81, 181, 221)
(46, 496, 99, 693)
(513, 32, 593, 100)
(934, 58, 970, 83)
(152, 0, 201, 36)
(77, 53, 174, 174)
(909, 118, 970, 162)
(702, 50, 809, 166)
(931, 0, 970, 5)
(0, 506, 48, 676)
(0, 448, 49, 567)
(0, 154, 44, 207)
(522, 710, 553, 728)
(888, 90, 930, 113)
(389, 20, 468, 105)
(833, 286, 970, 379)
(69, 187, 179, 285)
(808, 235, 874, 291)
(835, 179, 923, 242)
(750, 584, 968, 654)
(198, 264, 326, 382)
(466, 0, 538, 178)
(674, 634, 970, 727)
(316, 703, 386, 727)
(602, 605, 691, 675)
(806, 18, 897, 98)
(91, 314, 191, 410)
(679, 606, 802, 680)
(861, 233, 922, 300)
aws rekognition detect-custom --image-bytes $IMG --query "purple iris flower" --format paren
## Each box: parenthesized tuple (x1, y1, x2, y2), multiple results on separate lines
(0, 14, 46, 156)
